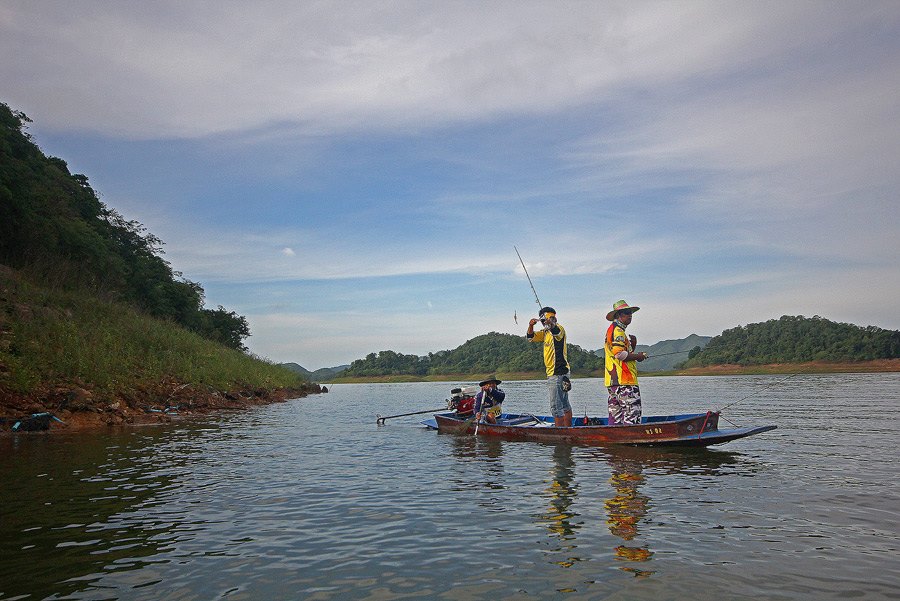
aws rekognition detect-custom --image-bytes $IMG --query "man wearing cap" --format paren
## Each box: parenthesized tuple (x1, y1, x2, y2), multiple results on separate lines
(474, 376, 505, 424)
(527, 307, 573, 427)
(604, 300, 648, 425)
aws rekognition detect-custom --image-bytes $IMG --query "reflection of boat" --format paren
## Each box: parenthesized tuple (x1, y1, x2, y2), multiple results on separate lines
(423, 411, 775, 447)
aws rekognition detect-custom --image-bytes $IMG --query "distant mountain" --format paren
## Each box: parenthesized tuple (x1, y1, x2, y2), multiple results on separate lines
(635, 334, 712, 371)
(590, 334, 712, 372)
(279, 363, 349, 381)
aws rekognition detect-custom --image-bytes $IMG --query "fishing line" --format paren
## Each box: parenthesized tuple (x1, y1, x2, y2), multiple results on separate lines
(718, 372, 801, 412)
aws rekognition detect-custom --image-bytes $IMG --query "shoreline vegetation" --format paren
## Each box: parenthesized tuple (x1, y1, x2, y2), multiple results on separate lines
(330, 358, 900, 384)
(0, 266, 319, 433)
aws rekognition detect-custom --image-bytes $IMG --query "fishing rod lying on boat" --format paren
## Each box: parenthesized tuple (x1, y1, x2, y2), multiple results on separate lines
(376, 407, 447, 425)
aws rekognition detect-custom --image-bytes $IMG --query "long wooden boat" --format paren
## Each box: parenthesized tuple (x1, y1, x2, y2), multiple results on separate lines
(422, 411, 776, 447)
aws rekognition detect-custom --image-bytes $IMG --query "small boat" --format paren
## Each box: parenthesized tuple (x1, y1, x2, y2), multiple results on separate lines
(422, 411, 775, 447)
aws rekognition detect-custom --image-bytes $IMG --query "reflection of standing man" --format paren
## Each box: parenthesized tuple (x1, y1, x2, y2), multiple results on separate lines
(543, 445, 579, 539)
(604, 300, 648, 425)
(605, 454, 653, 573)
(527, 306, 573, 427)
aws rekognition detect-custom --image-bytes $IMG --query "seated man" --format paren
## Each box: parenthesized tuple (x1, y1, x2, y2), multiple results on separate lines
(474, 376, 505, 424)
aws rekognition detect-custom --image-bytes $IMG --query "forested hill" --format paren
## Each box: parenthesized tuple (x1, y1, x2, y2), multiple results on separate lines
(0, 102, 248, 350)
(342, 332, 601, 377)
(680, 315, 900, 368)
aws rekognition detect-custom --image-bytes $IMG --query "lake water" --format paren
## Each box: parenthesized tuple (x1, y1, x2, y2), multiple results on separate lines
(1, 374, 899, 600)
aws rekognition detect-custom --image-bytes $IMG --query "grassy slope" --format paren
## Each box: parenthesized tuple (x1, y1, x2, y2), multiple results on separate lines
(0, 266, 315, 426)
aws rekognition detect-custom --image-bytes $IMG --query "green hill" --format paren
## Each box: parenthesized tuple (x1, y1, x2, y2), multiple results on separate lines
(341, 331, 602, 378)
(339, 331, 712, 380)
(0, 101, 312, 427)
(680, 315, 899, 367)
(1, 102, 249, 351)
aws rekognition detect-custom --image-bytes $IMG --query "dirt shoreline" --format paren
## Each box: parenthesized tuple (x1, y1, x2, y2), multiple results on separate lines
(0, 381, 323, 434)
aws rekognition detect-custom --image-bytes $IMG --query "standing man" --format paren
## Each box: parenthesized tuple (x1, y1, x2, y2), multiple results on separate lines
(527, 306, 572, 427)
(604, 300, 648, 425)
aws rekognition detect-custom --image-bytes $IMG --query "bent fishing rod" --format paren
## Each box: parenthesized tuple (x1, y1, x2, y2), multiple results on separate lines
(514, 246, 543, 311)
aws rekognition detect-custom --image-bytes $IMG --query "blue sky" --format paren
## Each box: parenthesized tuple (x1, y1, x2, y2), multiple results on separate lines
(3, 2, 899, 369)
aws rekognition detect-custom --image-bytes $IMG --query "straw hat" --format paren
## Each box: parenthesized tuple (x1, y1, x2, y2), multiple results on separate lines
(478, 376, 502, 386)
(606, 300, 640, 321)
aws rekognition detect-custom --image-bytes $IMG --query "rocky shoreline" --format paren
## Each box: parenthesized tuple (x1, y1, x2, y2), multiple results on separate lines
(0, 380, 323, 433)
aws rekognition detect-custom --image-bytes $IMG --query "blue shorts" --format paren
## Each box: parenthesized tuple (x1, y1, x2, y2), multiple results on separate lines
(547, 375, 572, 417)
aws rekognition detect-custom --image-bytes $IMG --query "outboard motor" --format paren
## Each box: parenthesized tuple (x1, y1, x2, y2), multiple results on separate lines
(447, 386, 478, 417)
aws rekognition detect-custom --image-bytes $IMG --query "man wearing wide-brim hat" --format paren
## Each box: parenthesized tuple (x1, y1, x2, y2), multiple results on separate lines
(604, 300, 648, 425)
(474, 376, 505, 424)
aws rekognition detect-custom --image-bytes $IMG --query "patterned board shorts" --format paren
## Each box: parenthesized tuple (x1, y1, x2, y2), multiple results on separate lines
(608, 385, 642, 425)
(548, 375, 573, 417)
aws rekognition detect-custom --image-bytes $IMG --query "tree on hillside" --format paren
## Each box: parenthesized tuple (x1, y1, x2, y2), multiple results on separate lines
(0, 102, 251, 352)
(680, 315, 899, 367)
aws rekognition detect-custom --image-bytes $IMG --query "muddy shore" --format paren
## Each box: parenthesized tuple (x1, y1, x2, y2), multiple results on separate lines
(0, 380, 322, 433)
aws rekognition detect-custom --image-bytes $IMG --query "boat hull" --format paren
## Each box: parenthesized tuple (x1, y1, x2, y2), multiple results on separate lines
(426, 411, 775, 447)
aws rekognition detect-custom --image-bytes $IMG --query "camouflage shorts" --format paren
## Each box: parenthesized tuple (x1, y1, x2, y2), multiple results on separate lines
(608, 385, 642, 425)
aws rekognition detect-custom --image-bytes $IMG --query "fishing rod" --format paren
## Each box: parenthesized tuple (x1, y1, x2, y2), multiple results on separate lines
(376, 407, 447, 425)
(514, 246, 543, 311)
(647, 349, 693, 358)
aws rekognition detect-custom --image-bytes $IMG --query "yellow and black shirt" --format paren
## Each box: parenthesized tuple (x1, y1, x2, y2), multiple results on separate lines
(529, 324, 570, 377)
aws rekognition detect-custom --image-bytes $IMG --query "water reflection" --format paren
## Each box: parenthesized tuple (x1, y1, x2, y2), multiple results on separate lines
(445, 434, 507, 495)
(539, 444, 582, 569)
(541, 445, 579, 539)
(604, 450, 654, 576)
(0, 427, 209, 600)
(535, 443, 742, 578)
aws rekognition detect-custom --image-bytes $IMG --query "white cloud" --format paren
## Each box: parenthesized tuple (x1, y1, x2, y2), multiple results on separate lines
(5, 2, 897, 139)
(281, 247, 296, 257)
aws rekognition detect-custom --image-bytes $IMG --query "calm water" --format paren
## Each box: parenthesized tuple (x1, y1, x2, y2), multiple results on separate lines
(1, 374, 898, 600)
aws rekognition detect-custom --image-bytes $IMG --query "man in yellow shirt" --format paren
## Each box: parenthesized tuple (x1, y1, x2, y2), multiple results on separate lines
(527, 306, 572, 427)
(604, 300, 647, 425)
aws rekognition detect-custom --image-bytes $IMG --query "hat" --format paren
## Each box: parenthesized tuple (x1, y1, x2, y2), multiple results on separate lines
(606, 299, 640, 321)
(539, 306, 556, 317)
(478, 376, 502, 386)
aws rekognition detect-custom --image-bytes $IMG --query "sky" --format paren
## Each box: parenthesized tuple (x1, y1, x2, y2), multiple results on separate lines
(2, 1, 899, 369)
